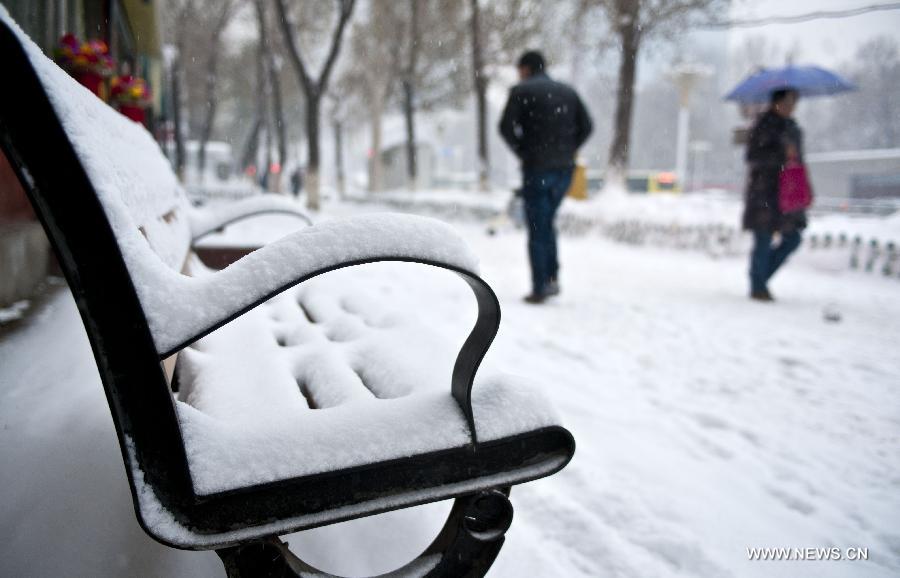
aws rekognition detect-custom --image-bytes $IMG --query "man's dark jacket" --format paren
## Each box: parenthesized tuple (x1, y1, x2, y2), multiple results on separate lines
(499, 72, 593, 171)
(743, 109, 806, 232)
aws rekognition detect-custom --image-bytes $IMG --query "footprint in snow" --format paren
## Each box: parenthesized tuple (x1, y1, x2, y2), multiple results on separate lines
(766, 486, 817, 516)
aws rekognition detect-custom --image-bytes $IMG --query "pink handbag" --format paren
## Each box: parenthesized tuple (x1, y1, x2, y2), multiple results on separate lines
(779, 162, 813, 213)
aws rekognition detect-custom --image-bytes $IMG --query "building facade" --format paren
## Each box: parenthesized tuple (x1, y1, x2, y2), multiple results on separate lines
(0, 0, 162, 309)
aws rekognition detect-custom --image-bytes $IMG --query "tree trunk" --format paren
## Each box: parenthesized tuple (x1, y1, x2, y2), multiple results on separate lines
(306, 93, 322, 210)
(403, 0, 420, 188)
(251, 7, 271, 189)
(271, 64, 286, 193)
(263, 102, 273, 191)
(402, 80, 416, 189)
(197, 60, 220, 183)
(606, 0, 641, 194)
(333, 118, 345, 199)
(369, 99, 385, 193)
(197, 3, 232, 184)
(470, 0, 489, 192)
(172, 9, 189, 183)
(474, 78, 489, 191)
(171, 53, 186, 181)
(256, 0, 286, 193)
(240, 116, 262, 174)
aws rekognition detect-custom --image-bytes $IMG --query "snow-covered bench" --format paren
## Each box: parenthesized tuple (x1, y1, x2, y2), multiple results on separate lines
(0, 10, 575, 578)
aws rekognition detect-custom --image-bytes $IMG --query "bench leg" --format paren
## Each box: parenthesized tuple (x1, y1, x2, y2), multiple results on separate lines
(215, 489, 514, 578)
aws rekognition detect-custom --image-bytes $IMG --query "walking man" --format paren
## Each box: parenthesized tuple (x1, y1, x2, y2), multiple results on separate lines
(499, 51, 592, 304)
(743, 89, 807, 301)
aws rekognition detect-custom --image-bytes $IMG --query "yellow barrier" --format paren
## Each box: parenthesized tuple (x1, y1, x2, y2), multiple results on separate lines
(566, 164, 588, 200)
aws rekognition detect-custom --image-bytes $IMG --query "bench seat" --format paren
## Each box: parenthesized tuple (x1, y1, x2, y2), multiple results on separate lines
(175, 260, 563, 496)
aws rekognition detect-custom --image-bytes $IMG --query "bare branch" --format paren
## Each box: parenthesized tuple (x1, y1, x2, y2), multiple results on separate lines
(316, 0, 357, 91)
(273, 0, 313, 93)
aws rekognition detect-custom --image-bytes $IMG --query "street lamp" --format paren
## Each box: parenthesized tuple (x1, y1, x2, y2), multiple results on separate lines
(670, 63, 711, 191)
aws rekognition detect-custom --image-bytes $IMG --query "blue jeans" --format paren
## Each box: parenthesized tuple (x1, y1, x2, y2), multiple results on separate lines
(522, 168, 573, 295)
(750, 229, 802, 293)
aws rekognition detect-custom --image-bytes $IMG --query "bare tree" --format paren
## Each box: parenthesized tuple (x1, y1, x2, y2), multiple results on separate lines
(240, 113, 262, 175)
(344, 5, 406, 192)
(275, 0, 356, 210)
(470, 0, 489, 191)
(401, 0, 421, 187)
(568, 0, 595, 88)
(469, 0, 544, 191)
(730, 34, 796, 84)
(253, 0, 287, 192)
(804, 36, 900, 152)
(597, 0, 727, 192)
(162, 0, 195, 180)
(170, 8, 189, 180)
(196, 0, 239, 181)
(605, 0, 639, 191)
(171, 59, 186, 180)
(396, 0, 468, 189)
(163, 0, 239, 181)
(269, 55, 287, 192)
(332, 0, 466, 193)
(845, 37, 900, 149)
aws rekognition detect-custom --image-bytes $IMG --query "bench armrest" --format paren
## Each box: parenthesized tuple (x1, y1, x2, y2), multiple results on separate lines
(188, 194, 313, 242)
(159, 214, 479, 354)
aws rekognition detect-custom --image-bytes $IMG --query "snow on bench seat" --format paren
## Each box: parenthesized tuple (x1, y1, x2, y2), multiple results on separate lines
(175, 260, 561, 495)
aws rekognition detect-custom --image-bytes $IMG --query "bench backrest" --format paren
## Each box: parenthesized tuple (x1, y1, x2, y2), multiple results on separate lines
(0, 9, 195, 514)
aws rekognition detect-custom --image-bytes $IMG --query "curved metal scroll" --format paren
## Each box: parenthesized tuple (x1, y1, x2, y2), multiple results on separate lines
(215, 489, 514, 578)
(450, 272, 501, 444)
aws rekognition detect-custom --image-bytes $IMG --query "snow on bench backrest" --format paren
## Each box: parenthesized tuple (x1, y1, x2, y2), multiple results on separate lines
(2, 9, 192, 274)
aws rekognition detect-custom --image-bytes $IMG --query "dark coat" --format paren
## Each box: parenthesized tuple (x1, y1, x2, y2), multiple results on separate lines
(742, 110, 807, 232)
(499, 72, 593, 171)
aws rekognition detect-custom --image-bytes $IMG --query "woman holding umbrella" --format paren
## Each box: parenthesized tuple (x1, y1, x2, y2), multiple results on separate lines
(727, 65, 854, 301)
(743, 88, 805, 301)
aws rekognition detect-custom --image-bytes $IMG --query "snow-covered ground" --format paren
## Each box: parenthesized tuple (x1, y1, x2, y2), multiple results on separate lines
(2, 200, 899, 577)
(363, 187, 900, 242)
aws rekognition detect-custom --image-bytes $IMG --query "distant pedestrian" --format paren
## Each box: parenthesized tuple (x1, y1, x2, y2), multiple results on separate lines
(290, 167, 304, 198)
(743, 88, 808, 302)
(499, 50, 593, 304)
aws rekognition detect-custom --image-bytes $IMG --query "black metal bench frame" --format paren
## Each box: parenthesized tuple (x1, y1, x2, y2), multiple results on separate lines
(0, 18, 574, 577)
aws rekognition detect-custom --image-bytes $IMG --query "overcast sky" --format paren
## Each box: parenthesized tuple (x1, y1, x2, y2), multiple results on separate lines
(727, 0, 900, 65)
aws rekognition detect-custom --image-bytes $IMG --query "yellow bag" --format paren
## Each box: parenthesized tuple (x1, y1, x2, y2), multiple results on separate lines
(566, 164, 588, 200)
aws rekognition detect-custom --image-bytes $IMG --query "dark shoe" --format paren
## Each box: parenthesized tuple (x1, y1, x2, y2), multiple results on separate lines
(523, 293, 548, 304)
(546, 279, 560, 296)
(750, 289, 774, 302)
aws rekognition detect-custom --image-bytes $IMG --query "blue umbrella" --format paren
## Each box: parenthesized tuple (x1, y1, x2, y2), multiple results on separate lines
(725, 65, 856, 104)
